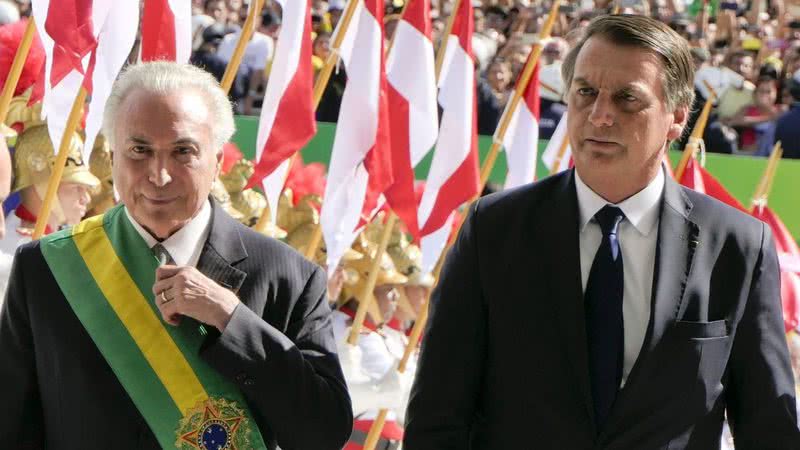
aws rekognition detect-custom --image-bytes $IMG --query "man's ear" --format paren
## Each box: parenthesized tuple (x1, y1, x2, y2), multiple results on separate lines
(667, 105, 690, 141)
(215, 148, 224, 178)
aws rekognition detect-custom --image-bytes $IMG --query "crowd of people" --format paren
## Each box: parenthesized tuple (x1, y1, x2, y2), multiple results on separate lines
(180, 0, 800, 157)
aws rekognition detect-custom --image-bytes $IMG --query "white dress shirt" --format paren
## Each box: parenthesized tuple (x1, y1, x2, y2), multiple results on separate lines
(575, 168, 665, 385)
(124, 200, 212, 267)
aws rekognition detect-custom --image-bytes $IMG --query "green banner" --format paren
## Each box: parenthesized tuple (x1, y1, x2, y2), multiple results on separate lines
(232, 116, 800, 240)
(40, 205, 266, 449)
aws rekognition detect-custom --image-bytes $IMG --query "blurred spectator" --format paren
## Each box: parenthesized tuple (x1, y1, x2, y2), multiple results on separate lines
(190, 23, 249, 109)
(477, 58, 513, 135)
(0, 0, 18, 26)
(539, 61, 566, 140)
(216, 8, 277, 115)
(717, 51, 757, 119)
(312, 32, 332, 74)
(204, 0, 229, 25)
(773, 70, 800, 158)
(726, 77, 784, 153)
(542, 37, 567, 65)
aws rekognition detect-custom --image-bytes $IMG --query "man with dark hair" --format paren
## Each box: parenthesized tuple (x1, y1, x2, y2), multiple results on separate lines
(405, 14, 800, 449)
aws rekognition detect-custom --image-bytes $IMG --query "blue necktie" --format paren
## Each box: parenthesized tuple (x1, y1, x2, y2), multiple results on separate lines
(585, 205, 626, 430)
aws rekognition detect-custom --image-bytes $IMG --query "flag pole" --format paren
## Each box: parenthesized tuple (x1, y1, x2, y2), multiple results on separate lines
(550, 135, 570, 176)
(32, 86, 88, 239)
(362, 409, 390, 450)
(398, 222, 448, 372)
(220, 0, 265, 93)
(674, 80, 717, 181)
(433, 0, 463, 82)
(750, 142, 783, 212)
(347, 212, 399, 344)
(478, 0, 560, 191)
(0, 18, 36, 125)
(312, 0, 360, 108)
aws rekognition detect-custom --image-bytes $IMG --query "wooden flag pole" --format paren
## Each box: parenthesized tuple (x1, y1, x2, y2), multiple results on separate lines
(750, 142, 783, 212)
(433, 0, 463, 82)
(0, 18, 36, 125)
(362, 409, 389, 450)
(347, 212, 399, 344)
(550, 135, 570, 176)
(32, 87, 88, 239)
(478, 0, 561, 191)
(312, 0, 360, 109)
(674, 81, 717, 181)
(751, 142, 779, 205)
(221, 0, 264, 93)
(398, 241, 447, 372)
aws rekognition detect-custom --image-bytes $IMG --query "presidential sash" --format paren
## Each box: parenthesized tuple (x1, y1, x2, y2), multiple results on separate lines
(40, 205, 267, 449)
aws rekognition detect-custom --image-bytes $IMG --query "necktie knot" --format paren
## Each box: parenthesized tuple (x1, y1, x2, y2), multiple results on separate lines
(594, 205, 625, 236)
(152, 243, 174, 266)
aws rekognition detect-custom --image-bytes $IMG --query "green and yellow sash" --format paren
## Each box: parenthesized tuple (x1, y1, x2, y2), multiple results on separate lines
(40, 205, 266, 449)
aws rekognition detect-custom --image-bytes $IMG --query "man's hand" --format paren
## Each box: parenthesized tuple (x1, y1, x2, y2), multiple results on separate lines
(152, 265, 240, 332)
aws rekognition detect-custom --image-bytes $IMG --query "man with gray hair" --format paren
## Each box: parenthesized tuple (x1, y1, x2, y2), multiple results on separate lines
(0, 61, 352, 449)
(405, 15, 800, 449)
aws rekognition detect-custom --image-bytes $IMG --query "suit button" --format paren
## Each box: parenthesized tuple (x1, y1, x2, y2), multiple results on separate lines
(235, 373, 247, 383)
(244, 378, 255, 387)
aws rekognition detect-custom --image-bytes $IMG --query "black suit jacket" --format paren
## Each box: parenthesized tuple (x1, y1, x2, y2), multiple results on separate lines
(404, 170, 800, 449)
(0, 202, 352, 449)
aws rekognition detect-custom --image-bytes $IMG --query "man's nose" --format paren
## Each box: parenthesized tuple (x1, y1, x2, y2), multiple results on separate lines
(588, 95, 615, 128)
(148, 160, 173, 187)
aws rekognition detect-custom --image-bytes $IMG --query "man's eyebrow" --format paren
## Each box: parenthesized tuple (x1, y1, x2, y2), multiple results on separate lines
(127, 136, 151, 145)
(172, 138, 201, 146)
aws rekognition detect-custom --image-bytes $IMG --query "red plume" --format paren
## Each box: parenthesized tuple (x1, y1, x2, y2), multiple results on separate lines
(0, 19, 46, 102)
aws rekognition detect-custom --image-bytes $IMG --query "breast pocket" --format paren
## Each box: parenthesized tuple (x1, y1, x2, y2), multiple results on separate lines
(672, 320, 732, 411)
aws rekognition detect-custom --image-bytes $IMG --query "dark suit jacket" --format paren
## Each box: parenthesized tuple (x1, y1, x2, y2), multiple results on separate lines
(0, 202, 352, 449)
(404, 170, 800, 449)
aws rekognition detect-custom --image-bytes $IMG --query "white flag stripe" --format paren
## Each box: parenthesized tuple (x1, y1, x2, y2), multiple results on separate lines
(169, 0, 193, 63)
(417, 36, 473, 228)
(262, 158, 291, 224)
(83, 0, 140, 160)
(320, 0, 384, 272)
(502, 100, 539, 190)
(541, 111, 571, 173)
(255, 0, 306, 162)
(419, 212, 453, 273)
(386, 20, 438, 166)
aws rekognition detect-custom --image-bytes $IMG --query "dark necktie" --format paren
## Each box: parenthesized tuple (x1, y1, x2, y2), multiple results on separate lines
(152, 243, 174, 266)
(585, 205, 626, 430)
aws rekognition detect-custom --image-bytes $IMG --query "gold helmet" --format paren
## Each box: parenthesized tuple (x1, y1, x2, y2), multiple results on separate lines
(87, 134, 115, 213)
(6, 93, 99, 192)
(211, 178, 245, 222)
(340, 248, 407, 325)
(254, 198, 287, 239)
(278, 190, 320, 236)
(388, 243, 435, 287)
(219, 159, 285, 235)
(285, 222, 362, 267)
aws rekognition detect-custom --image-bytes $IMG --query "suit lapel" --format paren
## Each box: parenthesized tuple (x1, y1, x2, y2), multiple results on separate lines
(537, 171, 596, 427)
(602, 176, 699, 435)
(196, 200, 248, 295)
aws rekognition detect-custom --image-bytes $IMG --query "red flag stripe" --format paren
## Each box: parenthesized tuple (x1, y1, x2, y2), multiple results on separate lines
(141, 0, 177, 61)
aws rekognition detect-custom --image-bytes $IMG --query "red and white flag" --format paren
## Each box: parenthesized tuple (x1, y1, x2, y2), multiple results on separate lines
(320, 0, 393, 271)
(140, 0, 192, 63)
(752, 205, 800, 332)
(540, 111, 572, 174)
(502, 58, 540, 190)
(247, 0, 316, 223)
(678, 157, 747, 213)
(417, 0, 479, 272)
(32, 0, 138, 160)
(385, 0, 437, 241)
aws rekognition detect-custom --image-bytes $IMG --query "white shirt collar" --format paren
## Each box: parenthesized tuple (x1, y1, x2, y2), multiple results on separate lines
(574, 167, 664, 237)
(124, 200, 212, 267)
